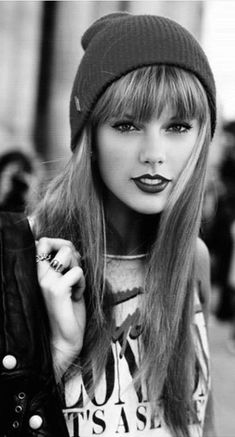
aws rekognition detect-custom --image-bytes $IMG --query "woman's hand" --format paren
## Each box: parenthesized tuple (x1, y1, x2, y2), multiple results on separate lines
(36, 237, 86, 379)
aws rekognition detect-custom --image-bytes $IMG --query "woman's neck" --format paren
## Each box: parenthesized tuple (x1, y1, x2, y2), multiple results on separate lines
(104, 195, 159, 256)
(106, 218, 146, 256)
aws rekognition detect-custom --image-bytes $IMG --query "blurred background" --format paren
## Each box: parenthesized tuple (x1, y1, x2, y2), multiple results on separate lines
(0, 1, 235, 435)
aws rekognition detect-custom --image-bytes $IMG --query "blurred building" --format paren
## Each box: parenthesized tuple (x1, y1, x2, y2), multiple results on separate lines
(0, 0, 204, 165)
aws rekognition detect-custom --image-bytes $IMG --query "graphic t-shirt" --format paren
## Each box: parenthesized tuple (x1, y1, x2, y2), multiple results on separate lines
(63, 254, 210, 437)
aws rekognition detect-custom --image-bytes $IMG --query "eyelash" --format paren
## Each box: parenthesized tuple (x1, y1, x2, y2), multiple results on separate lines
(111, 120, 193, 134)
(166, 122, 192, 134)
(112, 121, 138, 133)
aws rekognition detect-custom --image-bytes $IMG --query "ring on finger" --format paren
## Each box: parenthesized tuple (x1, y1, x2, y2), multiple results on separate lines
(50, 258, 64, 273)
(36, 253, 51, 263)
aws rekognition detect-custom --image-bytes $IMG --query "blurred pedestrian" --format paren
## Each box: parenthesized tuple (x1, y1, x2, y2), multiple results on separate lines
(202, 121, 235, 321)
(227, 220, 235, 353)
(0, 149, 35, 212)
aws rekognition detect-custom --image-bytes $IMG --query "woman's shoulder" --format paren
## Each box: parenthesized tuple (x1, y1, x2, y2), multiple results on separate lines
(195, 237, 211, 322)
(0, 210, 27, 229)
(0, 211, 35, 250)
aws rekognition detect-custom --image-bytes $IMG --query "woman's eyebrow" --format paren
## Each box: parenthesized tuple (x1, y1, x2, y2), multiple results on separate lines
(109, 112, 135, 121)
(167, 114, 193, 122)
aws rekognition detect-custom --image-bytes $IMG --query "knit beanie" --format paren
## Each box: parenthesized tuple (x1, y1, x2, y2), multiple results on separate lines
(70, 12, 216, 150)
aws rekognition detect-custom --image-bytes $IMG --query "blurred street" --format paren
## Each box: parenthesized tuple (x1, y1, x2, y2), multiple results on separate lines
(208, 310, 235, 436)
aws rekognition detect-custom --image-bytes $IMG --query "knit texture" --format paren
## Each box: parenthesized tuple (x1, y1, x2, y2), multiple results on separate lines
(70, 12, 216, 150)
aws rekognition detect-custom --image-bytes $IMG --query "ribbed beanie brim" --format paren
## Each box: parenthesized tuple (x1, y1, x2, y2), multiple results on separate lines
(70, 12, 216, 150)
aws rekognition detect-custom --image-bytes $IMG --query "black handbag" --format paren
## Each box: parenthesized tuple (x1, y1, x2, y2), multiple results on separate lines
(0, 212, 69, 437)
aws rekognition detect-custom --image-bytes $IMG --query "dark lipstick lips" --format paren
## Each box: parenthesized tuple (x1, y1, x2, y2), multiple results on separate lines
(132, 174, 171, 194)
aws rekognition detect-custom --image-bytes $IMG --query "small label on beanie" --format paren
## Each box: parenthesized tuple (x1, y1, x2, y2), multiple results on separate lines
(74, 96, 81, 112)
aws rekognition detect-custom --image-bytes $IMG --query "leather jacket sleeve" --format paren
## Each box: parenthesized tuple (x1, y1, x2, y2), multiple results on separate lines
(0, 212, 69, 437)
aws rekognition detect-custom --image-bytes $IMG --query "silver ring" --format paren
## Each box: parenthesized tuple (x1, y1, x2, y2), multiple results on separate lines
(36, 253, 51, 263)
(50, 258, 64, 273)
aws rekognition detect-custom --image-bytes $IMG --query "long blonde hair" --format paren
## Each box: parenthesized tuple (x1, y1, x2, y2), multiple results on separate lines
(34, 65, 211, 437)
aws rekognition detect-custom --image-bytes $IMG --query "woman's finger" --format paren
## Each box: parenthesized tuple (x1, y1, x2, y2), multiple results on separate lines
(49, 245, 78, 272)
(36, 237, 81, 279)
(59, 266, 86, 301)
(39, 265, 85, 302)
(37, 237, 75, 255)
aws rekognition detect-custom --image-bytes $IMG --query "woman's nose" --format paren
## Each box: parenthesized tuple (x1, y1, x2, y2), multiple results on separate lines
(139, 127, 166, 165)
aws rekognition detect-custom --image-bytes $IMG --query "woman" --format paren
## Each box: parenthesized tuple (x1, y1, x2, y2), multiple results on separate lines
(1, 12, 216, 437)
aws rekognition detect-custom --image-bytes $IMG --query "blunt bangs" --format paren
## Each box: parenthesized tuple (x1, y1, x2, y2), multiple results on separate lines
(92, 65, 210, 128)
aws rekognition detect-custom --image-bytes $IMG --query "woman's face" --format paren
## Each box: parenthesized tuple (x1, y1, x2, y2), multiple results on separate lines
(96, 108, 199, 216)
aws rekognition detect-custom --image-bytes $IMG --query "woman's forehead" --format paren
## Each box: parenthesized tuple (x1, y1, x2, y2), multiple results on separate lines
(93, 66, 208, 126)
(108, 105, 193, 121)
(106, 94, 196, 121)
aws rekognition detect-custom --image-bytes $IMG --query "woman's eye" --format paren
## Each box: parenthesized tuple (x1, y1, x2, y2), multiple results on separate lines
(112, 122, 138, 133)
(166, 123, 192, 134)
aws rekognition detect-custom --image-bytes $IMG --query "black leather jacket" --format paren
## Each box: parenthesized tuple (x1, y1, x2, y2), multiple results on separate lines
(0, 212, 69, 437)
